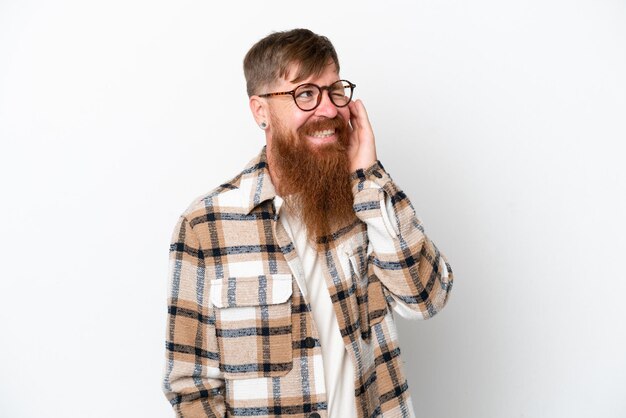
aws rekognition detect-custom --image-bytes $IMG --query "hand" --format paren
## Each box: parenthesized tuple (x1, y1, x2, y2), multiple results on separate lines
(347, 99, 378, 172)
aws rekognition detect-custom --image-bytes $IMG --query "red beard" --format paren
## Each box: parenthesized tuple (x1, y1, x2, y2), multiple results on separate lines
(269, 113, 357, 246)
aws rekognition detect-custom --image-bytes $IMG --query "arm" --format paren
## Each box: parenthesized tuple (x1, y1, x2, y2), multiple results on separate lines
(163, 216, 226, 417)
(347, 99, 453, 319)
(351, 161, 453, 319)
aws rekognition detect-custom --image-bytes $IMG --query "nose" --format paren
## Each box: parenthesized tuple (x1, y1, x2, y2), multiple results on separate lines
(313, 89, 338, 118)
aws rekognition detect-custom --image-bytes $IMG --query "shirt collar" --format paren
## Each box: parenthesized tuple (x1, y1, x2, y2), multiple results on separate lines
(241, 146, 279, 214)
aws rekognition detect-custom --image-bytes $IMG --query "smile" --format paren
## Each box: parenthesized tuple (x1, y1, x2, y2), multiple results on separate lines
(310, 129, 335, 138)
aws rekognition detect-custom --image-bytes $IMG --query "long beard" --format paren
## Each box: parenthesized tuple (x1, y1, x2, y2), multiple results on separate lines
(270, 113, 357, 246)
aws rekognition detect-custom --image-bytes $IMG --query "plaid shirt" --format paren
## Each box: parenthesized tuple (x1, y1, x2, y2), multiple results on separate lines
(163, 146, 453, 418)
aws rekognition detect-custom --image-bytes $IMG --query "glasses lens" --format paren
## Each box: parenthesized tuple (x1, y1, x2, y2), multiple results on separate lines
(294, 84, 321, 111)
(329, 80, 353, 107)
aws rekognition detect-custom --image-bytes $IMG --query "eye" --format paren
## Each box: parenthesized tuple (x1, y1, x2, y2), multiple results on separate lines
(330, 83, 347, 98)
(296, 88, 316, 100)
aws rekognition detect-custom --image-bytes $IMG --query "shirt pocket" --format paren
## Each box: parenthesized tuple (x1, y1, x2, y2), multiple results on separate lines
(348, 246, 388, 342)
(209, 274, 293, 380)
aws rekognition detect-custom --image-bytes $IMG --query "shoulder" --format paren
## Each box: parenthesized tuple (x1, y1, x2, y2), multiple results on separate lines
(177, 147, 269, 225)
(178, 171, 246, 225)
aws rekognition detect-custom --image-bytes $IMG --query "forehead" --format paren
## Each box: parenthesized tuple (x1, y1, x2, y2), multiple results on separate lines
(277, 62, 340, 89)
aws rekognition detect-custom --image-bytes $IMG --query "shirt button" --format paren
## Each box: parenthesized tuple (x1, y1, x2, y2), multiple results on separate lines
(303, 337, 316, 349)
(309, 413, 321, 418)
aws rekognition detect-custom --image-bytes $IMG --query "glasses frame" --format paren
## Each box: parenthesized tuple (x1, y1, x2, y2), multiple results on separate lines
(258, 79, 356, 112)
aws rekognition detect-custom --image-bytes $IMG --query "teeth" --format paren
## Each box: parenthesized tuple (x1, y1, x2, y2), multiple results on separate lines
(311, 129, 335, 138)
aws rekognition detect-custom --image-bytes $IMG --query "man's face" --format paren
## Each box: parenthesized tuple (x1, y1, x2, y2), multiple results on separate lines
(266, 64, 351, 151)
(263, 63, 356, 245)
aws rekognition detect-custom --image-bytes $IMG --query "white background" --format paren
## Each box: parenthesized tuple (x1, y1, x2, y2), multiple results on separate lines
(1, 1, 625, 417)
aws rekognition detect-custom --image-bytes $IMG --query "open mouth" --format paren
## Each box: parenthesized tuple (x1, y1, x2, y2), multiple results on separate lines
(305, 128, 338, 145)
(309, 129, 336, 138)
(298, 117, 344, 146)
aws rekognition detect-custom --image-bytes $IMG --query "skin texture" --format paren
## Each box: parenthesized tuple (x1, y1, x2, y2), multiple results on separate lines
(346, 98, 377, 172)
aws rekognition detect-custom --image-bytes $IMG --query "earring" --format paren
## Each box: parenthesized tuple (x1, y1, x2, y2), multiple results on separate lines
(259, 122, 268, 130)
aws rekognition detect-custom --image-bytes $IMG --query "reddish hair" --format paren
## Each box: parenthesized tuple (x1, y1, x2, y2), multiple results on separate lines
(243, 28, 340, 97)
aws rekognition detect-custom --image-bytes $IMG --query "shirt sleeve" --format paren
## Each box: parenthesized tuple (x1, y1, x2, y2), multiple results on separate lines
(350, 161, 454, 320)
(162, 215, 226, 417)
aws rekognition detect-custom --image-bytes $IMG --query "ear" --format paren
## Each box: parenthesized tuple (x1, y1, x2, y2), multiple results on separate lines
(249, 96, 269, 127)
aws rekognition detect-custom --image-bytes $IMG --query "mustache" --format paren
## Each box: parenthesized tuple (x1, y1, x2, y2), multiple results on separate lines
(297, 114, 347, 136)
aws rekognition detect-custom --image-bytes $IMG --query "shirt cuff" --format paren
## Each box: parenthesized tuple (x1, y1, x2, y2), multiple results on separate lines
(350, 160, 401, 240)
(350, 160, 391, 194)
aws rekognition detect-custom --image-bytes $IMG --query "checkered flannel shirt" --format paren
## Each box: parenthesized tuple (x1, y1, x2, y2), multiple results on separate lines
(163, 146, 453, 418)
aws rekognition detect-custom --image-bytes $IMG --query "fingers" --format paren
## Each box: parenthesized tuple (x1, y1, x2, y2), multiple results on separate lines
(349, 99, 372, 134)
(349, 101, 362, 131)
(346, 99, 377, 170)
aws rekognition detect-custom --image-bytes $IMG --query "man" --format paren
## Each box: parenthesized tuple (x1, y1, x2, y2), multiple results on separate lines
(163, 28, 453, 418)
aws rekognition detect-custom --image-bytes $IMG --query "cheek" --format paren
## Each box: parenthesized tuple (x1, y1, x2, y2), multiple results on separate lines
(270, 103, 307, 131)
(293, 113, 313, 131)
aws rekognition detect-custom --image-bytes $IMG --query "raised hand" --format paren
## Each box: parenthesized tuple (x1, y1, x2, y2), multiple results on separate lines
(347, 99, 378, 172)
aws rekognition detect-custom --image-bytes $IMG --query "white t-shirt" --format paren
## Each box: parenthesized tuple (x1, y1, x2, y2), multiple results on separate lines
(277, 198, 358, 418)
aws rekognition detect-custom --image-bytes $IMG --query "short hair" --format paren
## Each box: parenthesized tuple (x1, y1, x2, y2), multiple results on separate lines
(243, 28, 340, 97)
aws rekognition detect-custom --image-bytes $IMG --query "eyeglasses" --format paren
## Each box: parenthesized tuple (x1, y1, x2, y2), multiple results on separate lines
(258, 79, 356, 112)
